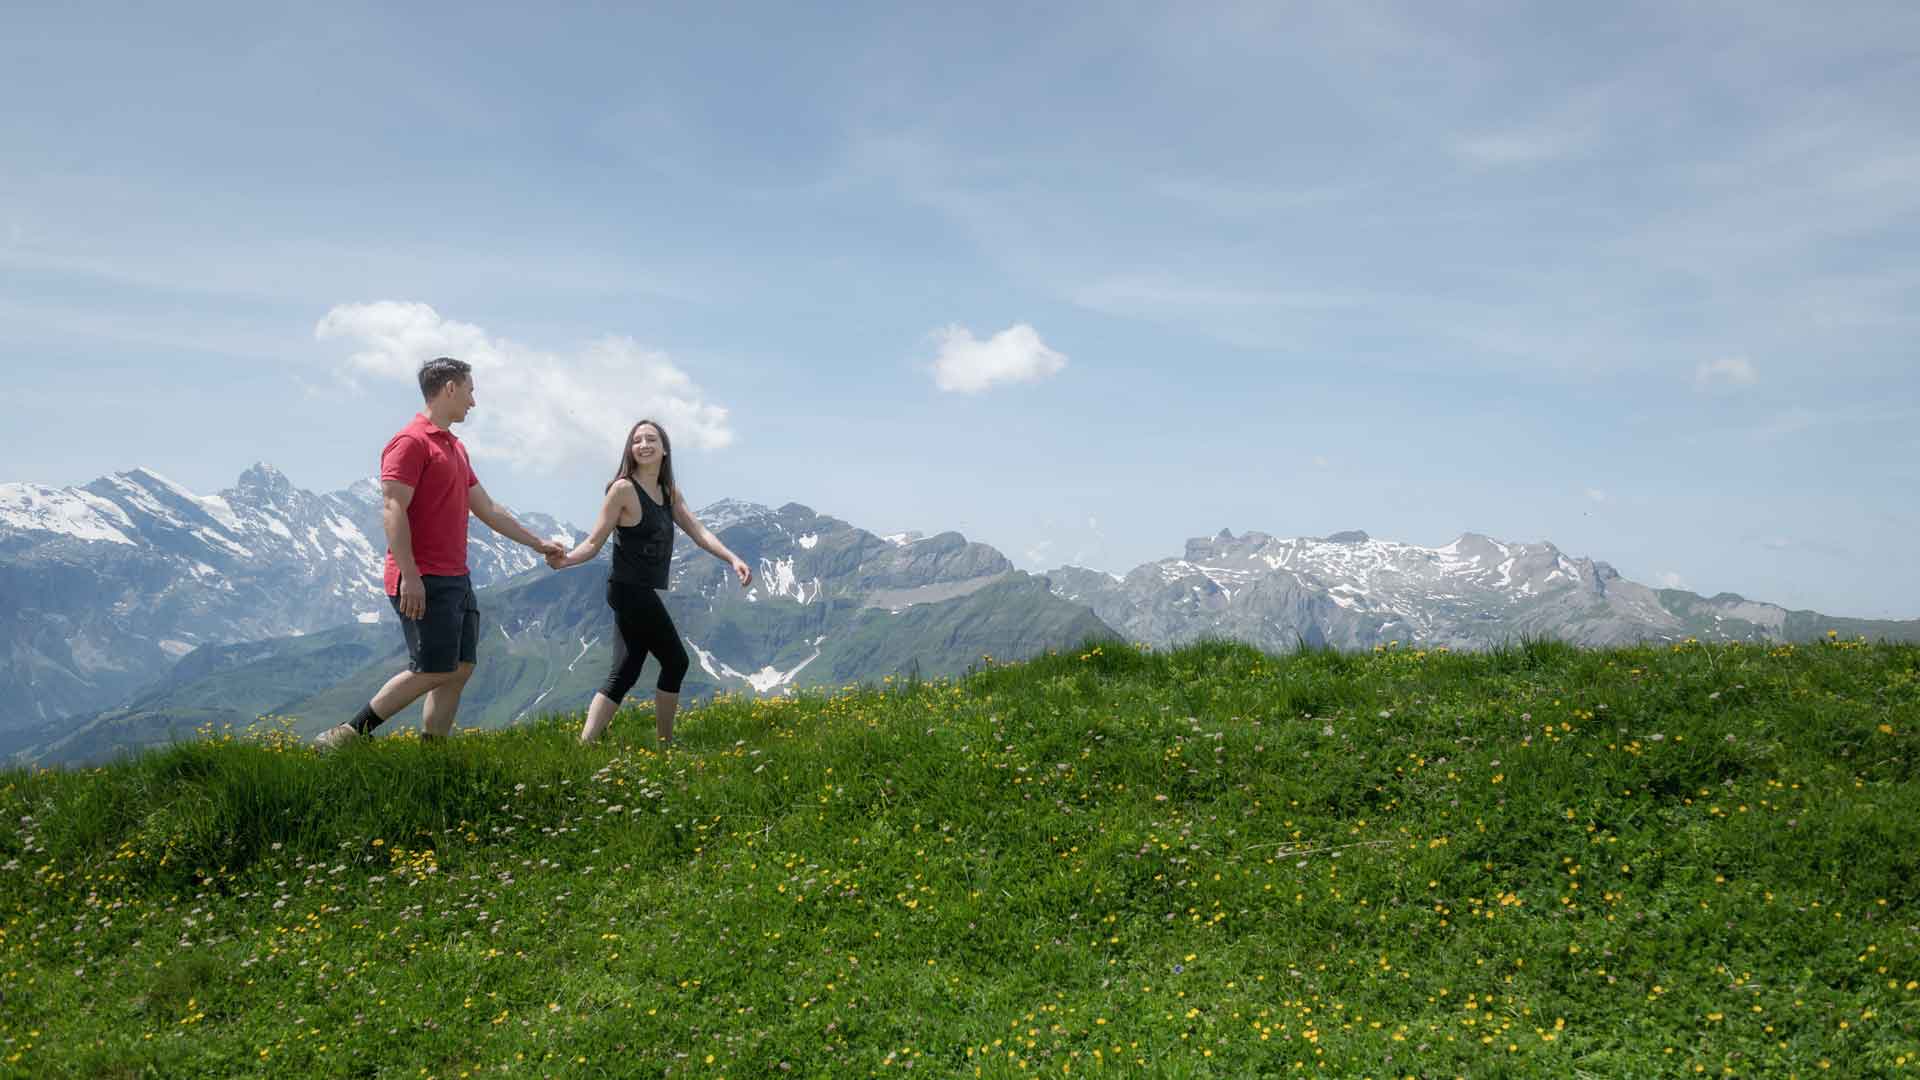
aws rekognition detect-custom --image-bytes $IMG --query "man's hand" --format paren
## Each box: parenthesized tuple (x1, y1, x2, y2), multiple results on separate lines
(731, 557, 752, 588)
(545, 548, 573, 570)
(398, 574, 427, 620)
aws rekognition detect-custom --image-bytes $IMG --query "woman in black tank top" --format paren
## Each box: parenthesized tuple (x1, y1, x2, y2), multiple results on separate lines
(548, 419, 753, 745)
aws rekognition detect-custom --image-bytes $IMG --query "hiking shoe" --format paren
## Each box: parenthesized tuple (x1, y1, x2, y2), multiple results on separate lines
(313, 723, 361, 752)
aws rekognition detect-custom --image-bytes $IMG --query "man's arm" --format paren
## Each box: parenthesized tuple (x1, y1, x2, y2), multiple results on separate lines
(470, 482, 565, 555)
(384, 481, 427, 618)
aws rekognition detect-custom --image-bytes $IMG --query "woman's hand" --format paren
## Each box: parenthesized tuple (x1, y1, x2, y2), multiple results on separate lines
(546, 547, 577, 570)
(731, 557, 752, 588)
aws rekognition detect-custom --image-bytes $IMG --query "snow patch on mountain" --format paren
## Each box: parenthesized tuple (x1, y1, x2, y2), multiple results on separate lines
(759, 555, 821, 604)
(567, 636, 598, 672)
(686, 637, 823, 694)
(0, 483, 138, 545)
(193, 493, 246, 533)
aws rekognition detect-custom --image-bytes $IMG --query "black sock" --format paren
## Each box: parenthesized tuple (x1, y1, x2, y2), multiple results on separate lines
(349, 702, 385, 735)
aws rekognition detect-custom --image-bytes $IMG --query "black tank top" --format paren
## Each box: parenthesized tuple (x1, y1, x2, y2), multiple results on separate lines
(609, 482, 674, 589)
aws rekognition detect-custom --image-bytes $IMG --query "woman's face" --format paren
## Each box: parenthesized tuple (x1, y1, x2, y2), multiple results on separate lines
(629, 424, 664, 466)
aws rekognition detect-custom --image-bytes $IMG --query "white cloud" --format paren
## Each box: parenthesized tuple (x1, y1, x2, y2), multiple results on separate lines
(315, 301, 733, 470)
(1585, 488, 1609, 503)
(1695, 356, 1758, 390)
(1453, 129, 1585, 167)
(1658, 571, 1687, 589)
(927, 323, 1067, 394)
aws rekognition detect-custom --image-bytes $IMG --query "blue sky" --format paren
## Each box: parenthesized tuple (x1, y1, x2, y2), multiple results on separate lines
(4, 1, 1917, 617)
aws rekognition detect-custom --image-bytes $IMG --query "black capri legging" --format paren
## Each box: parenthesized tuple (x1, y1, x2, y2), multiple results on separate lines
(600, 581, 690, 701)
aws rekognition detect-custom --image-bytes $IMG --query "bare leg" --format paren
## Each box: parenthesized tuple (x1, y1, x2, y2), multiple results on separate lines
(420, 663, 476, 738)
(579, 692, 619, 744)
(315, 666, 463, 750)
(655, 689, 679, 746)
(369, 668, 463, 720)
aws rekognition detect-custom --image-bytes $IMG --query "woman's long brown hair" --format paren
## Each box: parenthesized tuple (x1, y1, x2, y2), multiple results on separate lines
(607, 419, 675, 502)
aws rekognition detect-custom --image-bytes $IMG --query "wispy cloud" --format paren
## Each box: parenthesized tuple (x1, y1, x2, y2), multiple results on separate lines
(1692, 402, 1920, 445)
(315, 301, 734, 469)
(1695, 357, 1758, 390)
(1585, 488, 1609, 503)
(1748, 534, 1855, 558)
(1148, 177, 1355, 217)
(1071, 275, 1359, 316)
(1453, 128, 1586, 167)
(927, 323, 1067, 394)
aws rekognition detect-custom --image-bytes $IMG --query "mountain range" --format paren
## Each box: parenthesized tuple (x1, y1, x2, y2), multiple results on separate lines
(1043, 528, 1918, 653)
(0, 464, 576, 739)
(4, 464, 1914, 765)
(16, 494, 1108, 763)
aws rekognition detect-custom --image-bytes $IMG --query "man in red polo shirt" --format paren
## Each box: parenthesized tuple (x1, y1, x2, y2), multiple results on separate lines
(315, 357, 564, 748)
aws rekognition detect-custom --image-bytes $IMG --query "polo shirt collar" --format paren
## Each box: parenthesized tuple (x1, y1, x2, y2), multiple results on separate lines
(408, 412, 458, 439)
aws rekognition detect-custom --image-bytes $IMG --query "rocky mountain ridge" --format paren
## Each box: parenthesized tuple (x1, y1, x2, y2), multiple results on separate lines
(1047, 528, 1918, 653)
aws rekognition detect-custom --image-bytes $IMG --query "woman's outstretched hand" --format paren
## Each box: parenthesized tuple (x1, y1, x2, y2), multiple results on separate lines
(547, 548, 576, 570)
(731, 557, 752, 587)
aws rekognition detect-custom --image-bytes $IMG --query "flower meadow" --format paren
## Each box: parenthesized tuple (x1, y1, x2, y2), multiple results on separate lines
(2, 636, 1916, 1078)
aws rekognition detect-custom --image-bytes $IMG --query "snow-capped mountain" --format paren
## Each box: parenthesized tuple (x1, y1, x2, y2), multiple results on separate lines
(1047, 528, 1917, 652)
(0, 464, 578, 734)
(27, 499, 1111, 763)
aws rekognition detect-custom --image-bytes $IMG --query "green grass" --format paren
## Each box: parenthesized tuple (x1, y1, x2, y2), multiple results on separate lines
(2, 636, 1917, 1078)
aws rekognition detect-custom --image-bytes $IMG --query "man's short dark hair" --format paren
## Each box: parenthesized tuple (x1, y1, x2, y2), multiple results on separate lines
(418, 357, 472, 400)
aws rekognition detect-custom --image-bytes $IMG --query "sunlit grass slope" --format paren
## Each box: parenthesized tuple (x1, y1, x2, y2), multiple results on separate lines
(3, 636, 1917, 1078)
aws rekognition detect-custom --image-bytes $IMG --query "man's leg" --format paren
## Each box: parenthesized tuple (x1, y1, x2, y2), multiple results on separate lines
(370, 668, 462, 719)
(317, 576, 470, 750)
(421, 662, 476, 738)
(317, 667, 457, 749)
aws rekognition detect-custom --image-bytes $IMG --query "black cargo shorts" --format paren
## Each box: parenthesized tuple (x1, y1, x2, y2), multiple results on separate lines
(389, 574, 479, 674)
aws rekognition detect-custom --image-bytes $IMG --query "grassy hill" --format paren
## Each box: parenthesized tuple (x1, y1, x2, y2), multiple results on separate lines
(2, 636, 1916, 1077)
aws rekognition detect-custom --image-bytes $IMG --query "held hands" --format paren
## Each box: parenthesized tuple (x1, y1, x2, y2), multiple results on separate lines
(536, 539, 570, 570)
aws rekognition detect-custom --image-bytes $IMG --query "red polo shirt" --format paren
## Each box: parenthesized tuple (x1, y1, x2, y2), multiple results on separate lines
(379, 412, 478, 594)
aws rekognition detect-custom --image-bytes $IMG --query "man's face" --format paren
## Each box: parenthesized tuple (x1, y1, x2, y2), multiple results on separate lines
(442, 377, 476, 422)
